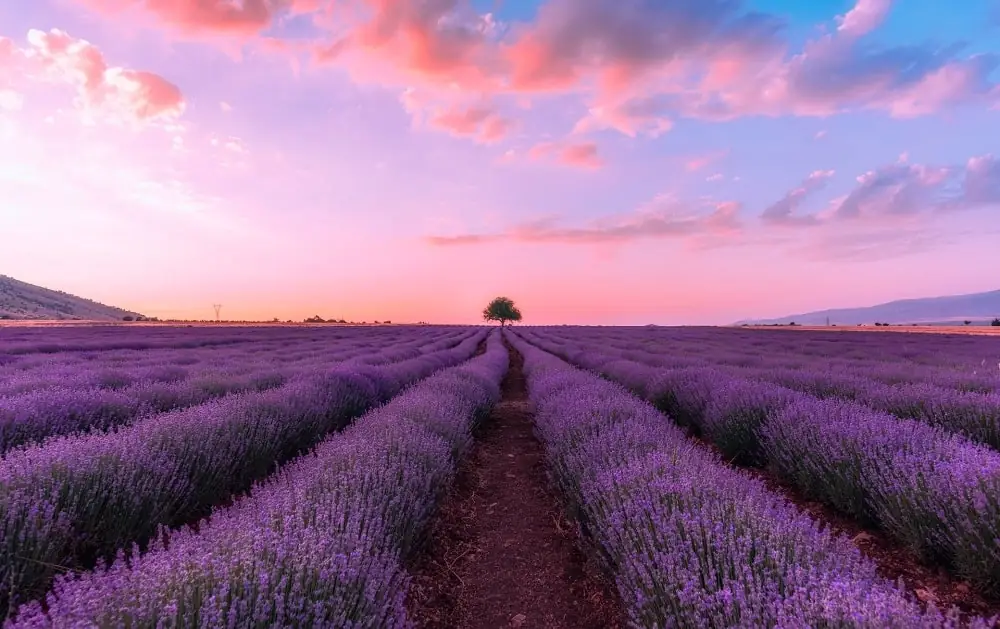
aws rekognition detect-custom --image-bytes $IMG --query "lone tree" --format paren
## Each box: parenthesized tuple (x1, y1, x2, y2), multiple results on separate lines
(483, 296, 522, 327)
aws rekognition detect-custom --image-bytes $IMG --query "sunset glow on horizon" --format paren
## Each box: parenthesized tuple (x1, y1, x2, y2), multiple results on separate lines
(2, 0, 999, 325)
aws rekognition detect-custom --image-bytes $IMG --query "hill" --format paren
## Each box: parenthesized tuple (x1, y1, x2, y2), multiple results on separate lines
(0, 275, 143, 321)
(737, 289, 1000, 326)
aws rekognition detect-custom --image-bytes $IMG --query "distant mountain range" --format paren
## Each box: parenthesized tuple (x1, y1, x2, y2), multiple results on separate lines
(737, 289, 1000, 326)
(0, 275, 143, 321)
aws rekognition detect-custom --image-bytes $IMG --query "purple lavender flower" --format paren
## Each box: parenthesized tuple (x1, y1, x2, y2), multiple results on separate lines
(0, 328, 487, 618)
(8, 331, 508, 627)
(505, 328, 996, 626)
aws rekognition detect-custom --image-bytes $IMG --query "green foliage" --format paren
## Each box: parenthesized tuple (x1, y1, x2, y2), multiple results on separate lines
(483, 296, 522, 327)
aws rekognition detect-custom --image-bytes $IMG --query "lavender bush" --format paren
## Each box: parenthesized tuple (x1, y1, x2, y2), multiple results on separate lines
(701, 379, 802, 466)
(862, 383, 1000, 451)
(0, 329, 485, 617)
(764, 398, 1000, 590)
(7, 331, 508, 627)
(522, 326, 1000, 597)
(506, 331, 988, 628)
(0, 328, 466, 453)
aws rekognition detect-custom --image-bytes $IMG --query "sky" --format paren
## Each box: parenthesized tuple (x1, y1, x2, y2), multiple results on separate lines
(1, 0, 999, 325)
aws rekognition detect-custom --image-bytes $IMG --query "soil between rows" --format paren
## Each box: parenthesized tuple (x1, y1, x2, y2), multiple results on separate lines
(406, 342, 622, 629)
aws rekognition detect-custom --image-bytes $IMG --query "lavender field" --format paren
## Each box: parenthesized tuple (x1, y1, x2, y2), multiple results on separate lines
(1, 324, 507, 625)
(4, 324, 1000, 627)
(509, 326, 1000, 627)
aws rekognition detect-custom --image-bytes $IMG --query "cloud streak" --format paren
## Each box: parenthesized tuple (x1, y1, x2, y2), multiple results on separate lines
(761, 170, 835, 226)
(759, 154, 1000, 230)
(428, 102, 513, 143)
(828, 156, 998, 221)
(74, 0, 297, 37)
(428, 194, 742, 246)
(525, 140, 605, 169)
(430, 151, 1000, 249)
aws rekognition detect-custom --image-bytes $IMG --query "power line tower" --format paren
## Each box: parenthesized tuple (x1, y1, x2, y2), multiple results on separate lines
(213, 304, 222, 322)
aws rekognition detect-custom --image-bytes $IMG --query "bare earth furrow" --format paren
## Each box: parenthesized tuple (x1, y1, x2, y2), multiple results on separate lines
(407, 343, 622, 629)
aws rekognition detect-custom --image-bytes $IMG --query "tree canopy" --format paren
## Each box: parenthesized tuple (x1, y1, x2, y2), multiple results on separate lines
(483, 297, 522, 327)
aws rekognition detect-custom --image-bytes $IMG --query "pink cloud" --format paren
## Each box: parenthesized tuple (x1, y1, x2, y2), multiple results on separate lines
(685, 150, 728, 172)
(880, 57, 1000, 118)
(836, 0, 893, 37)
(4, 29, 184, 122)
(75, 0, 281, 36)
(503, 0, 781, 94)
(762, 154, 1000, 227)
(400, 89, 514, 144)
(425, 233, 505, 246)
(429, 103, 514, 143)
(427, 193, 742, 246)
(63, 0, 1000, 141)
(308, 0, 501, 94)
(526, 140, 604, 170)
(573, 96, 675, 137)
(559, 142, 603, 169)
(511, 0, 999, 132)
(833, 162, 953, 220)
(761, 170, 835, 226)
(0, 36, 17, 67)
(962, 155, 1000, 207)
(526, 141, 555, 160)
(430, 151, 1000, 252)
(354, 1, 493, 79)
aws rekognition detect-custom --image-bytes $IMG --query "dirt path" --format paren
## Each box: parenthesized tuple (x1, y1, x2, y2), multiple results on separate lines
(407, 342, 621, 629)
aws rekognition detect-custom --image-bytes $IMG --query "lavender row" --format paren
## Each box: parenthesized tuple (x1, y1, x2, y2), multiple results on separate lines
(519, 330, 1000, 597)
(535, 326, 1000, 388)
(527, 332, 1000, 450)
(0, 330, 463, 454)
(750, 368, 1000, 451)
(0, 324, 392, 356)
(526, 329, 1000, 451)
(504, 331, 985, 628)
(0, 358, 327, 454)
(7, 332, 509, 627)
(563, 329, 1000, 395)
(0, 329, 485, 616)
(0, 337, 346, 393)
(0, 327, 456, 378)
